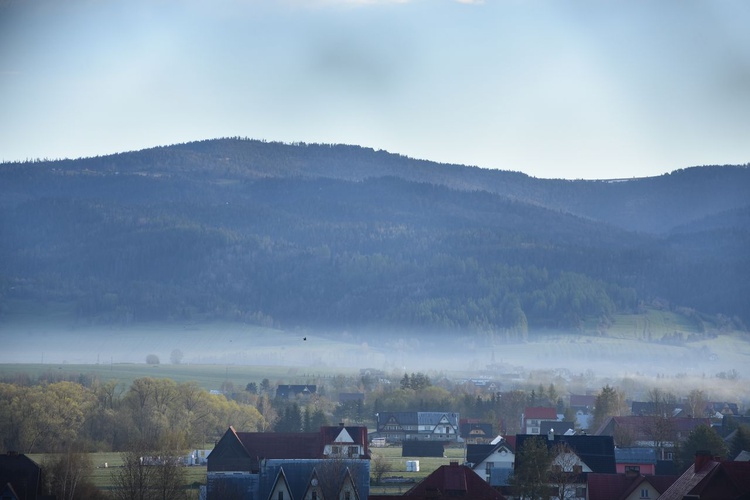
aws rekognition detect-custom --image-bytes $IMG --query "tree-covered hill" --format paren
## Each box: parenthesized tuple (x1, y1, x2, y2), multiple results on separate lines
(0, 138, 747, 332)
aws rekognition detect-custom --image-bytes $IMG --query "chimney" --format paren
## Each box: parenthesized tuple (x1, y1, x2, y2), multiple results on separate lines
(450, 460, 459, 467)
(694, 450, 713, 472)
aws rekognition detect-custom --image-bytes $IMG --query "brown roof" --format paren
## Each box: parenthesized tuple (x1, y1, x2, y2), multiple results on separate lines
(524, 407, 557, 420)
(659, 455, 750, 500)
(237, 432, 322, 460)
(383, 463, 506, 500)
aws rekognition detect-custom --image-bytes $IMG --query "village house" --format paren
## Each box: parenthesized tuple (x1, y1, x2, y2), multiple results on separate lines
(275, 384, 317, 399)
(374, 412, 460, 443)
(459, 418, 494, 444)
(586, 470, 676, 500)
(369, 461, 507, 500)
(521, 406, 559, 435)
(514, 432, 616, 500)
(658, 450, 750, 499)
(466, 437, 515, 482)
(206, 424, 370, 499)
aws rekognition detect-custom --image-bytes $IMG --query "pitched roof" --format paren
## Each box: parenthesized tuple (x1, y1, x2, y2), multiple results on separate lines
(587, 473, 676, 500)
(659, 456, 750, 500)
(466, 442, 513, 467)
(594, 416, 712, 439)
(238, 431, 321, 460)
(514, 434, 616, 474)
(524, 406, 557, 420)
(569, 394, 596, 408)
(402, 463, 506, 500)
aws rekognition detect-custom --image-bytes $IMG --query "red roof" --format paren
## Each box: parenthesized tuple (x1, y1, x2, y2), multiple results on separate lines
(588, 473, 676, 500)
(524, 406, 557, 420)
(659, 457, 750, 500)
(393, 463, 506, 500)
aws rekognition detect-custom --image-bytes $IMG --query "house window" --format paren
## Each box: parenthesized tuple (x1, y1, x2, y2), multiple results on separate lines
(344, 492, 351, 500)
(576, 487, 587, 497)
(640, 488, 650, 498)
(485, 462, 494, 475)
(626, 465, 640, 473)
(312, 493, 317, 500)
(278, 492, 284, 500)
(332, 446, 340, 455)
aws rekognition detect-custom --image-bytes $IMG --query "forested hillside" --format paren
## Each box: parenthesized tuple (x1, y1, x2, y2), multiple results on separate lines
(1, 138, 748, 333)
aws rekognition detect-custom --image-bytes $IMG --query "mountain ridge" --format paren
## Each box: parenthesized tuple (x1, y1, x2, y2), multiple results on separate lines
(1, 138, 748, 332)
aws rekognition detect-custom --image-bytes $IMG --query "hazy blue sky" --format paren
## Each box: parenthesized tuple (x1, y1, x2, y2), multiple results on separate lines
(2, 0, 749, 179)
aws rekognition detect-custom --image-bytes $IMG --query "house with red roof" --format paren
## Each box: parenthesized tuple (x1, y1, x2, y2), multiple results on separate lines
(369, 461, 506, 500)
(587, 471, 676, 500)
(658, 451, 750, 500)
(522, 406, 558, 435)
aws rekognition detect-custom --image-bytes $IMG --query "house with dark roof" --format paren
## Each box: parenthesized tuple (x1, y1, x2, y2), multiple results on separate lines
(275, 384, 317, 399)
(459, 418, 493, 443)
(630, 401, 686, 417)
(375, 412, 460, 443)
(466, 440, 515, 481)
(207, 424, 370, 499)
(587, 471, 676, 500)
(0, 452, 44, 500)
(514, 433, 616, 500)
(658, 450, 750, 499)
(369, 461, 506, 500)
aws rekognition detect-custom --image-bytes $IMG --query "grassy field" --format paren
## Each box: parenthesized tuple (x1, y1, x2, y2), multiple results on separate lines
(369, 445, 466, 496)
(27, 446, 466, 497)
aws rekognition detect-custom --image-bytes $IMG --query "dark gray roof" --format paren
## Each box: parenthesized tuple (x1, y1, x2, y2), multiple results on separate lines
(514, 434, 616, 474)
(615, 447, 657, 464)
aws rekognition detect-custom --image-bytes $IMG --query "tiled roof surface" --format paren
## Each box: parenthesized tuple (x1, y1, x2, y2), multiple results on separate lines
(587, 473, 677, 500)
(238, 432, 321, 459)
(404, 463, 506, 500)
(524, 406, 557, 419)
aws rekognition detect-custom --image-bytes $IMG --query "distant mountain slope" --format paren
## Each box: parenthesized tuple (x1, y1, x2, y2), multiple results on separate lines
(0, 139, 747, 331)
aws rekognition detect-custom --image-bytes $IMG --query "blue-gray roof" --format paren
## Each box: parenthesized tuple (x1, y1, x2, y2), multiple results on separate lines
(615, 447, 657, 464)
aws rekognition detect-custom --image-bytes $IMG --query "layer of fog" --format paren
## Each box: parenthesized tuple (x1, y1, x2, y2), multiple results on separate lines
(2, 320, 749, 402)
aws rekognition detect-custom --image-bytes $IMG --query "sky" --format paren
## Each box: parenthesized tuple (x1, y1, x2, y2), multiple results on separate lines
(1, 0, 749, 180)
